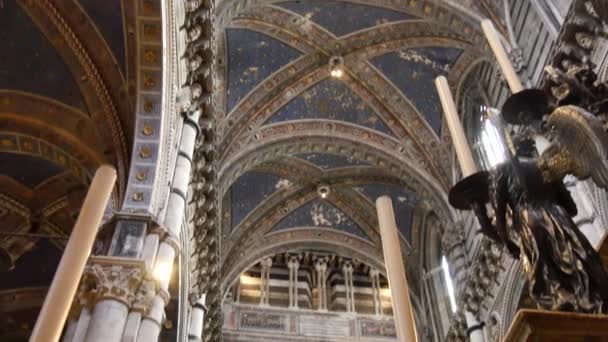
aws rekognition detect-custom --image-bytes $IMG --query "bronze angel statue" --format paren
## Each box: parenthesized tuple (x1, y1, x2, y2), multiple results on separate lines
(450, 95, 608, 313)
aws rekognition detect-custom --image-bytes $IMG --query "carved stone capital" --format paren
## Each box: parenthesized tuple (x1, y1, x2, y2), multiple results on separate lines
(132, 279, 157, 314)
(84, 256, 145, 306)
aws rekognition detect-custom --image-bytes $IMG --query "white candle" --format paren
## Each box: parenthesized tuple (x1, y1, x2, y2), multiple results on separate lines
(376, 196, 418, 342)
(481, 19, 524, 93)
(30, 165, 117, 342)
(435, 76, 478, 177)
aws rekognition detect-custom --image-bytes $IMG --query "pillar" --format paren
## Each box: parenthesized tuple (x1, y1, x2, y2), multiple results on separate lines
(188, 295, 207, 342)
(465, 311, 485, 342)
(259, 258, 272, 306)
(314, 257, 328, 311)
(342, 261, 355, 312)
(71, 306, 91, 342)
(287, 255, 300, 309)
(82, 258, 144, 342)
(369, 268, 382, 316)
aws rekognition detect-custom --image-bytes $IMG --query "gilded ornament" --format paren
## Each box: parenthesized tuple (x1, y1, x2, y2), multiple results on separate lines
(22, 141, 33, 151)
(143, 49, 157, 64)
(139, 146, 152, 158)
(143, 24, 157, 37)
(136, 170, 147, 181)
(132, 192, 144, 202)
(142, 124, 154, 136)
(1, 139, 14, 148)
(143, 73, 156, 89)
(143, 99, 154, 113)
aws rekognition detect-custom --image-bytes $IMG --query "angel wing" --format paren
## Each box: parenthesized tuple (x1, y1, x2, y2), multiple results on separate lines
(540, 105, 608, 190)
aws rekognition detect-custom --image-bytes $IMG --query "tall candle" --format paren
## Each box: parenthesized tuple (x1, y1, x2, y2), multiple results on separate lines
(30, 165, 117, 342)
(435, 76, 478, 177)
(481, 19, 524, 93)
(376, 196, 418, 342)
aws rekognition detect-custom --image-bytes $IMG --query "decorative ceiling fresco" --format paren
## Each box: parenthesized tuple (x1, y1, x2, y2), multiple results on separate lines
(271, 198, 369, 240)
(229, 171, 288, 229)
(216, 0, 487, 287)
(354, 183, 419, 241)
(295, 152, 370, 169)
(371, 47, 463, 135)
(226, 28, 302, 111)
(276, 0, 417, 37)
(265, 78, 394, 136)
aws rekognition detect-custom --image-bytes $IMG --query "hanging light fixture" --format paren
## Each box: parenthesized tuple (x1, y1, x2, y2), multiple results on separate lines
(329, 56, 344, 78)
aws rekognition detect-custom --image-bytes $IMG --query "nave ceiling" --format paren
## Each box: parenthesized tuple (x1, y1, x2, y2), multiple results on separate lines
(214, 0, 499, 292)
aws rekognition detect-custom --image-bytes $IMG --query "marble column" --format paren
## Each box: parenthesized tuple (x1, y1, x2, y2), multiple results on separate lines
(287, 256, 300, 309)
(135, 109, 202, 342)
(465, 311, 485, 342)
(342, 261, 355, 312)
(314, 257, 328, 311)
(71, 306, 91, 342)
(121, 279, 155, 342)
(369, 268, 382, 316)
(82, 258, 144, 342)
(259, 258, 272, 306)
(188, 295, 207, 342)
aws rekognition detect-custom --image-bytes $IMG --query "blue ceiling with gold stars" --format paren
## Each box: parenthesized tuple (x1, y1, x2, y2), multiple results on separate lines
(295, 153, 369, 169)
(0, 240, 61, 290)
(276, 0, 416, 37)
(265, 78, 394, 136)
(0, 153, 64, 188)
(272, 199, 369, 240)
(355, 184, 419, 241)
(371, 47, 463, 135)
(0, 0, 87, 111)
(230, 171, 289, 229)
(79, 0, 127, 74)
(224, 1, 465, 244)
(226, 28, 302, 112)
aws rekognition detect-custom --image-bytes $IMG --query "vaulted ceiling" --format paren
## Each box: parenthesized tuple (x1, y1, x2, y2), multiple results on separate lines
(216, 0, 493, 289)
(0, 0, 142, 337)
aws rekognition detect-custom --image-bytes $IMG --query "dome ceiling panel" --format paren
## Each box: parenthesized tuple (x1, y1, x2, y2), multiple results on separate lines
(226, 28, 303, 112)
(78, 0, 127, 74)
(295, 152, 369, 170)
(271, 198, 370, 240)
(370, 47, 463, 135)
(229, 171, 290, 229)
(0, 239, 61, 291)
(265, 78, 395, 137)
(276, 0, 417, 37)
(0, 0, 86, 111)
(0, 153, 64, 188)
(354, 183, 418, 241)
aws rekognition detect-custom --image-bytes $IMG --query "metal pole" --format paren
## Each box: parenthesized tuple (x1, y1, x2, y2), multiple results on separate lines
(376, 196, 418, 342)
(30, 165, 117, 342)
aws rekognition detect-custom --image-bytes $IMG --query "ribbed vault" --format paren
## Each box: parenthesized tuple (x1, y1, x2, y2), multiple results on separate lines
(216, 0, 492, 310)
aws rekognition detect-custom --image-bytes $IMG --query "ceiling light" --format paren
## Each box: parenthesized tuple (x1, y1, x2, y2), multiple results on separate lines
(328, 56, 345, 79)
(317, 184, 330, 198)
